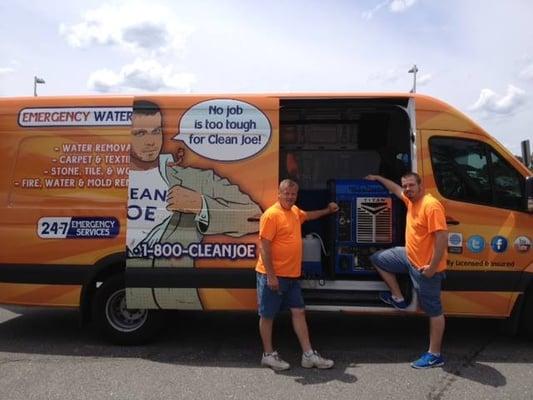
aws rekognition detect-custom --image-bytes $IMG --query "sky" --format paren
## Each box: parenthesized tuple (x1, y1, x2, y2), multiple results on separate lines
(1, 0, 532, 155)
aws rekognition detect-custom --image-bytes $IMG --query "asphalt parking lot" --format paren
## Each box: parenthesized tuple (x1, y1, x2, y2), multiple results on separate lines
(1, 306, 533, 400)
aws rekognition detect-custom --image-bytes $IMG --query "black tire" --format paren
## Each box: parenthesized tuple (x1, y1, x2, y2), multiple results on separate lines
(92, 274, 161, 345)
(521, 288, 533, 340)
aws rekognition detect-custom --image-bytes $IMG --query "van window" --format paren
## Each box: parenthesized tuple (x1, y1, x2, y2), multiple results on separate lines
(429, 136, 525, 211)
(489, 149, 524, 209)
(279, 100, 412, 189)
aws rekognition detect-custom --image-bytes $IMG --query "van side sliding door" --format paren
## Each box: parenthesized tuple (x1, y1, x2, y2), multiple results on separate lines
(125, 95, 279, 311)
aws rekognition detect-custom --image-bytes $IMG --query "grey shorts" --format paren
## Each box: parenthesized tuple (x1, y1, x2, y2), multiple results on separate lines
(370, 247, 445, 317)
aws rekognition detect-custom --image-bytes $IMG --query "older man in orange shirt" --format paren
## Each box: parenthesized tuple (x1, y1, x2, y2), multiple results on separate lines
(256, 179, 338, 371)
(367, 172, 448, 369)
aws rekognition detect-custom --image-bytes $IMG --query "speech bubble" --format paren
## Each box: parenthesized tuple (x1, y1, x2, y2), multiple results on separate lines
(174, 99, 271, 161)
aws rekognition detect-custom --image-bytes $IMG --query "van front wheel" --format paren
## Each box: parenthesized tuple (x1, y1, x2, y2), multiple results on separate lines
(92, 274, 160, 345)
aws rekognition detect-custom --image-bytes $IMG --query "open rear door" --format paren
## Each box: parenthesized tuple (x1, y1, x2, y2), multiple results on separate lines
(407, 95, 418, 173)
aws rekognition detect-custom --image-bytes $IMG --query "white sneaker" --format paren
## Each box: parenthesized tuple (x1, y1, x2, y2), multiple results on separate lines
(261, 351, 290, 371)
(301, 350, 334, 369)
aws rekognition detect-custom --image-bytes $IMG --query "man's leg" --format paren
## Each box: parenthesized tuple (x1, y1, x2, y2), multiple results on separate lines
(374, 267, 403, 298)
(411, 314, 445, 369)
(429, 314, 445, 354)
(257, 274, 290, 370)
(257, 273, 280, 354)
(259, 316, 290, 371)
(371, 247, 410, 302)
(259, 317, 275, 354)
(290, 308, 312, 353)
(417, 271, 445, 355)
(287, 280, 334, 369)
(287, 280, 312, 353)
(411, 272, 445, 369)
(291, 307, 334, 369)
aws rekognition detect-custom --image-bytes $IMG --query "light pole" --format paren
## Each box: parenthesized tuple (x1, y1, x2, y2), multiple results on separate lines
(34, 76, 45, 96)
(408, 65, 418, 93)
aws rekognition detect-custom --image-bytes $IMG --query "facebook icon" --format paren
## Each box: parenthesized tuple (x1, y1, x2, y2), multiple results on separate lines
(490, 236, 508, 253)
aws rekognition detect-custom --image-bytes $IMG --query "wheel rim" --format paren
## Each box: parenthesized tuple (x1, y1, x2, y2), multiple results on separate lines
(105, 288, 148, 333)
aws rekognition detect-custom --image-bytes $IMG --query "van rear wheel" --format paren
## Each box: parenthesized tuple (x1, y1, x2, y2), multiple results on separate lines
(92, 274, 161, 345)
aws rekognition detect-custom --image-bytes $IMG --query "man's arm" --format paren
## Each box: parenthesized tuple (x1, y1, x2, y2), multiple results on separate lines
(260, 238, 279, 291)
(166, 167, 262, 236)
(166, 186, 202, 213)
(200, 173, 262, 236)
(306, 202, 339, 221)
(421, 230, 448, 278)
(365, 174, 403, 198)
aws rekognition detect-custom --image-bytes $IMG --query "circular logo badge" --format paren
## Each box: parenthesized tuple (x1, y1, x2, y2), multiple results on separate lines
(490, 236, 508, 253)
(467, 235, 485, 253)
(449, 233, 462, 246)
(514, 236, 531, 253)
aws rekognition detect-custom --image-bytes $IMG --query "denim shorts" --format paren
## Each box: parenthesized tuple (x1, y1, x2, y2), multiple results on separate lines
(370, 247, 445, 317)
(256, 273, 305, 319)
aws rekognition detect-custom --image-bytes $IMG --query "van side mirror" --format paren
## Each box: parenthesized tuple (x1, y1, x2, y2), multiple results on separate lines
(521, 140, 531, 169)
(526, 176, 533, 213)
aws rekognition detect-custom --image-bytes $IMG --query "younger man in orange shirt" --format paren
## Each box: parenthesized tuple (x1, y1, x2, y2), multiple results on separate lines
(256, 179, 339, 371)
(366, 172, 448, 369)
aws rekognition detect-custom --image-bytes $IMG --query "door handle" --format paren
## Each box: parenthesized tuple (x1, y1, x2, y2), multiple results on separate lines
(247, 213, 262, 222)
(446, 216, 460, 225)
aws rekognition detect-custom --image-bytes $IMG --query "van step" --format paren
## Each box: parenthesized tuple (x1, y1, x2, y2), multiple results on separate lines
(303, 289, 384, 307)
(302, 288, 411, 308)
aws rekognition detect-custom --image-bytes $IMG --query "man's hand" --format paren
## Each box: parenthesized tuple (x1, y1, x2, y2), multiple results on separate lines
(167, 185, 202, 214)
(422, 230, 447, 279)
(267, 274, 279, 292)
(307, 202, 340, 221)
(420, 265, 437, 279)
(167, 148, 185, 167)
(364, 174, 403, 198)
(328, 202, 339, 213)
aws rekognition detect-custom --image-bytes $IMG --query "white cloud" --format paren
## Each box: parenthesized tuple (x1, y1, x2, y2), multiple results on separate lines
(362, 0, 417, 19)
(369, 67, 403, 83)
(389, 0, 417, 13)
(0, 67, 15, 76)
(122, 23, 169, 51)
(59, 5, 120, 48)
(59, 4, 191, 56)
(470, 85, 527, 115)
(519, 62, 533, 80)
(417, 73, 432, 86)
(362, 0, 389, 20)
(88, 59, 195, 92)
(87, 69, 122, 92)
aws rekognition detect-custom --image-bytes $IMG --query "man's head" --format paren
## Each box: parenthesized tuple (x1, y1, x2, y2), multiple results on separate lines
(278, 179, 299, 210)
(401, 172, 424, 201)
(131, 100, 163, 169)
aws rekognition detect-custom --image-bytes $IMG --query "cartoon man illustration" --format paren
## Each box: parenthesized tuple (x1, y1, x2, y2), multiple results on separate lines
(127, 100, 262, 309)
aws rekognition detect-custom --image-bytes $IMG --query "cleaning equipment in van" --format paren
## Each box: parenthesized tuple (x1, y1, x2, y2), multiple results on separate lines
(302, 232, 327, 278)
(330, 179, 400, 275)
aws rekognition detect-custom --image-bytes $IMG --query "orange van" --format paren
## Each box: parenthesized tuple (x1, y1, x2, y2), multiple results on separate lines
(0, 93, 531, 344)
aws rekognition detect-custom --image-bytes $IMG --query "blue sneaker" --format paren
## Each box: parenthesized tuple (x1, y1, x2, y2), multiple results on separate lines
(411, 352, 444, 369)
(379, 291, 408, 310)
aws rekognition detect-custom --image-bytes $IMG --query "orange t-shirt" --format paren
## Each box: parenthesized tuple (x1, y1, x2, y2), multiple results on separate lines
(255, 202, 308, 278)
(402, 193, 447, 272)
